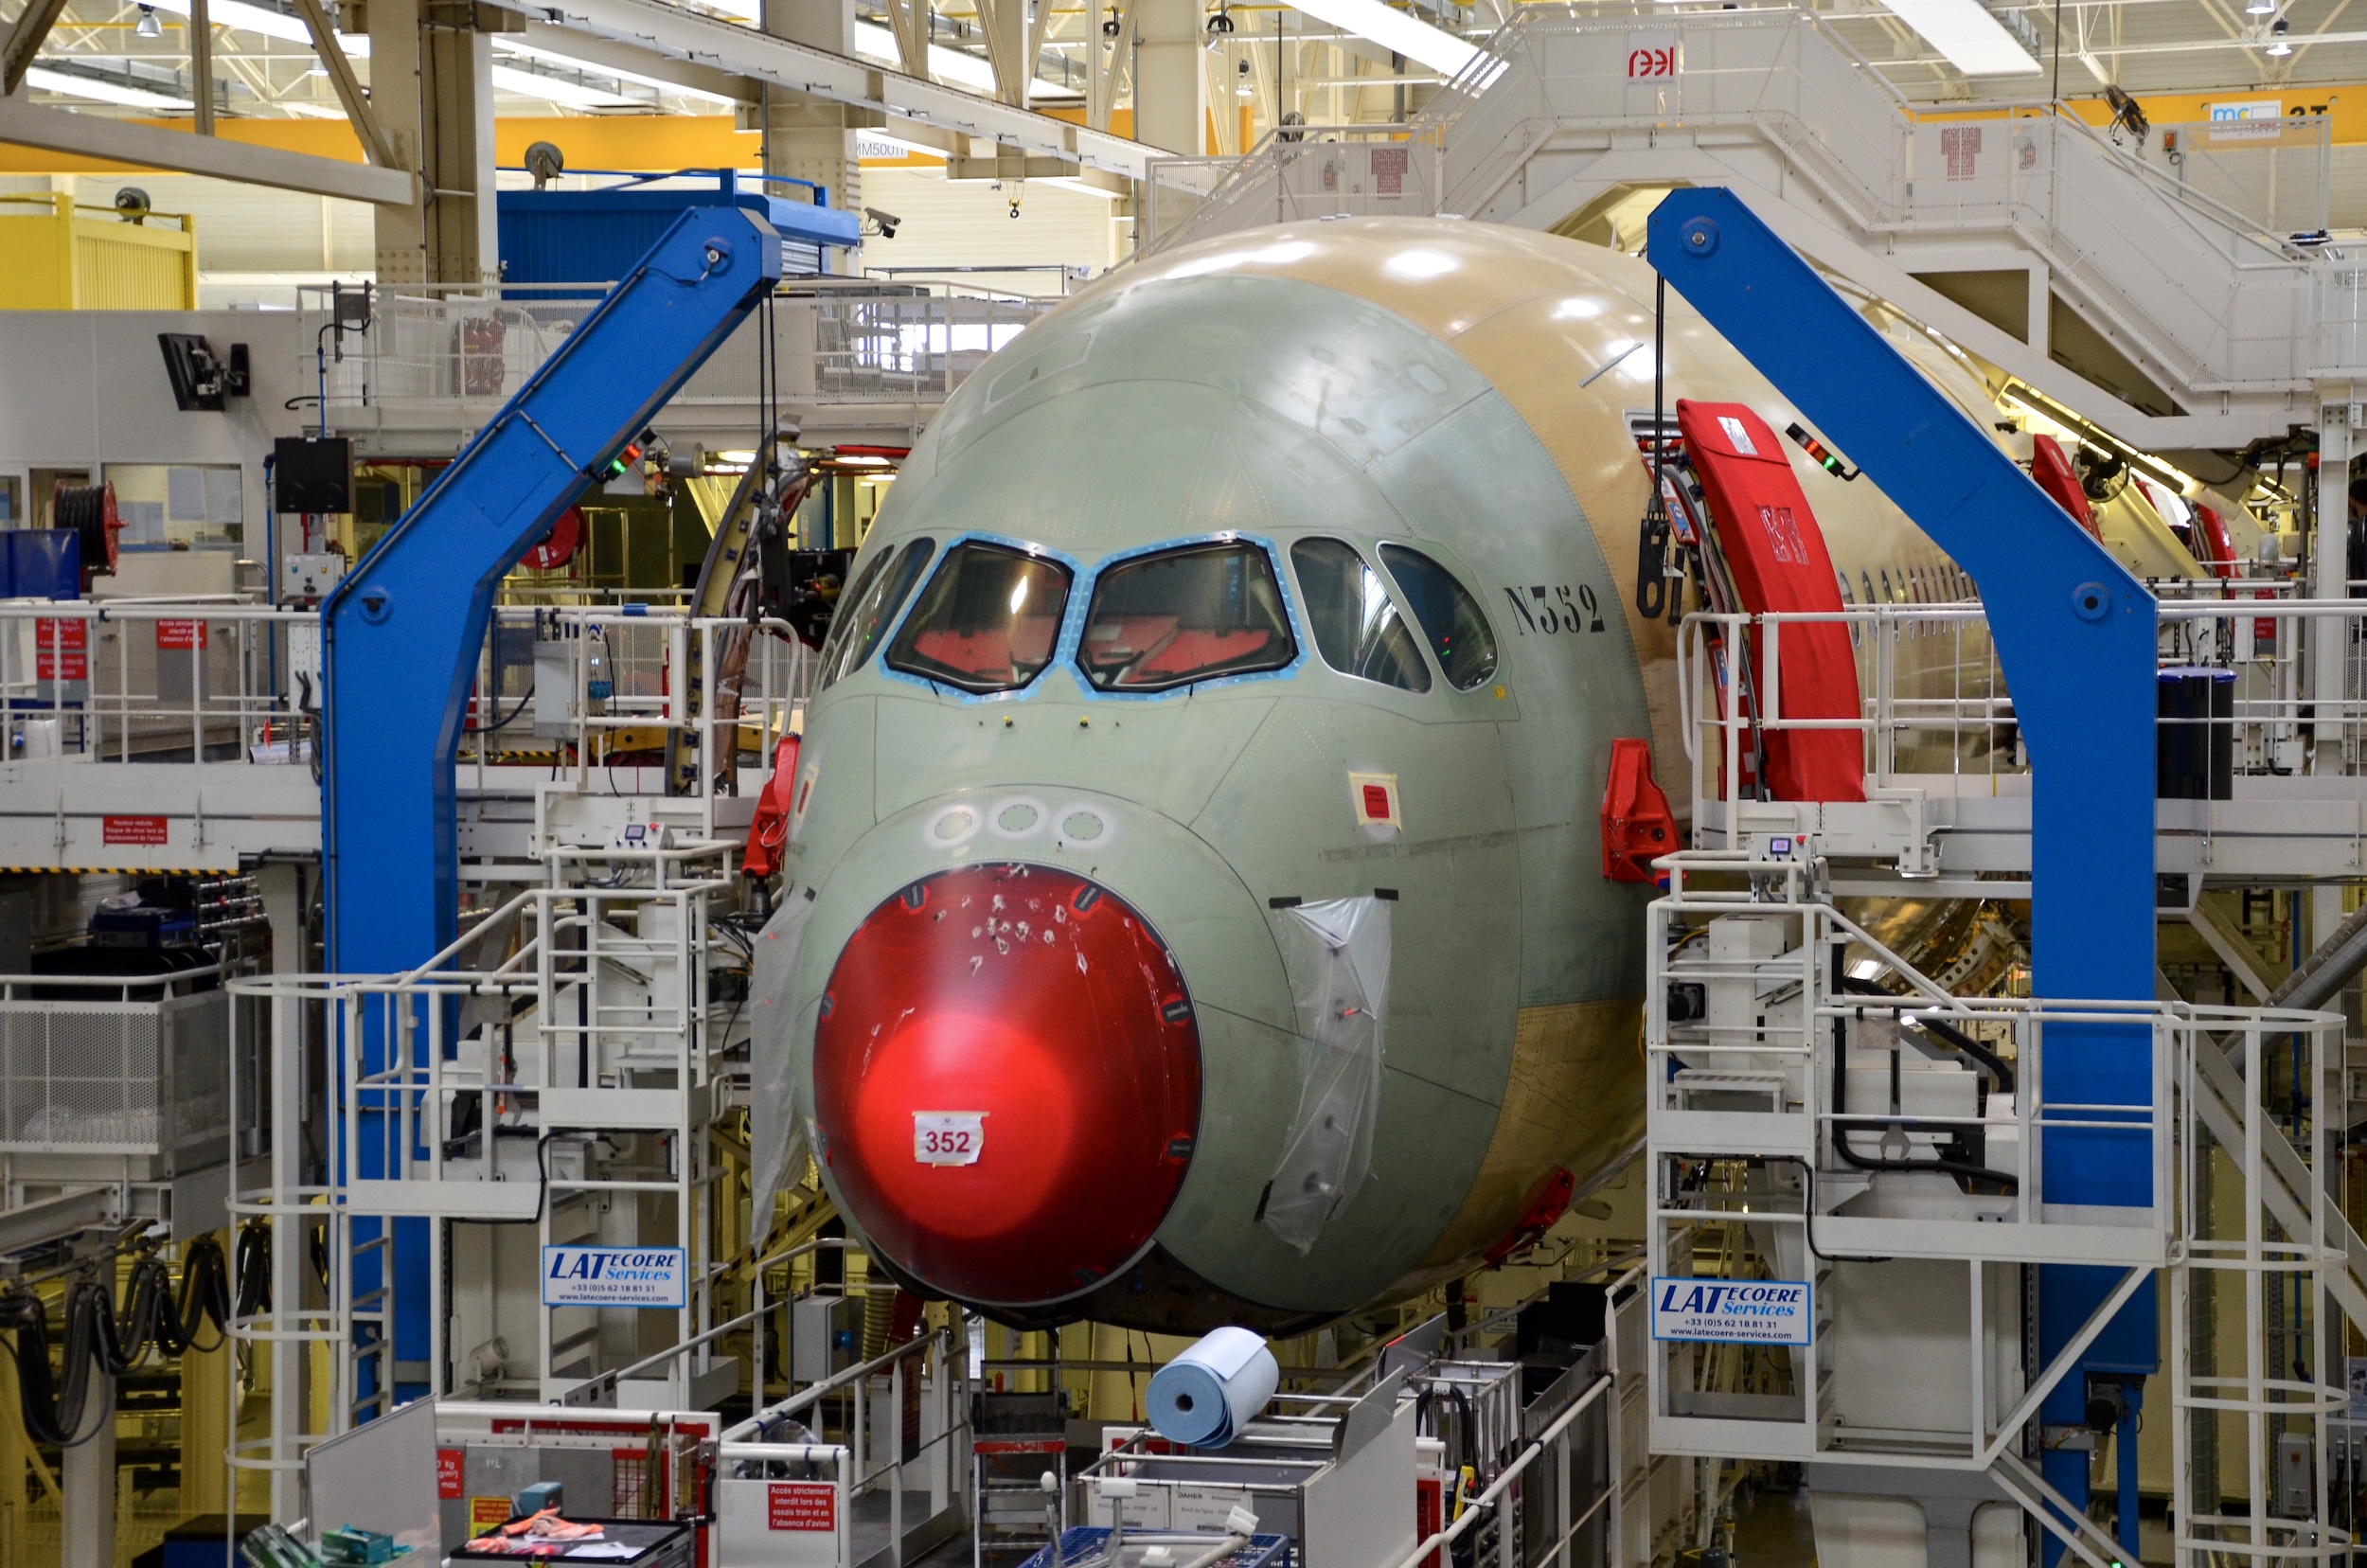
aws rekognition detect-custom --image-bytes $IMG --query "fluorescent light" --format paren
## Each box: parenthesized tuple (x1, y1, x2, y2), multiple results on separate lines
(1288, 0, 1477, 80)
(1879, 0, 2041, 75)
(26, 64, 193, 107)
(496, 37, 737, 104)
(853, 20, 999, 93)
(143, 0, 366, 52)
(489, 64, 642, 107)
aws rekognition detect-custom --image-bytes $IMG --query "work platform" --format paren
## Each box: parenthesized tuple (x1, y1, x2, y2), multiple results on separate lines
(0, 601, 800, 871)
(307, 278, 1056, 456)
(1678, 591, 2367, 894)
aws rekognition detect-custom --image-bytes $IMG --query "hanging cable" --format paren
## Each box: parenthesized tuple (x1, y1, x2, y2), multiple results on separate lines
(1635, 274, 1672, 621)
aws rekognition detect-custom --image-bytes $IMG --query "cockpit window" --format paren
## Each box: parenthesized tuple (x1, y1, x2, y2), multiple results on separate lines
(1077, 541, 1296, 692)
(1289, 538, 1431, 692)
(884, 541, 1072, 694)
(817, 538, 934, 689)
(1379, 543, 1499, 690)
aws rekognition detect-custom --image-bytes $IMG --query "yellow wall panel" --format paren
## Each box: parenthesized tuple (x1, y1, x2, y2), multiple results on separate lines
(0, 194, 194, 310)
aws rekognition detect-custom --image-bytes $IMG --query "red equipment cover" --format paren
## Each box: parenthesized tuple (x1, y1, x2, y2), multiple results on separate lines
(740, 733, 801, 879)
(1675, 401, 1866, 804)
(2193, 504, 2236, 579)
(2028, 435, 2099, 539)
(1601, 737, 1677, 882)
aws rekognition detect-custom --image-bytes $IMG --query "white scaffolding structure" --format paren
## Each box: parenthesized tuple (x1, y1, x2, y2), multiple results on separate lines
(225, 840, 745, 1520)
(1644, 852, 2348, 1568)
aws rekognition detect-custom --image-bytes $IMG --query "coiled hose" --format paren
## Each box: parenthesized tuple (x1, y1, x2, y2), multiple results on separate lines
(0, 1235, 240, 1447)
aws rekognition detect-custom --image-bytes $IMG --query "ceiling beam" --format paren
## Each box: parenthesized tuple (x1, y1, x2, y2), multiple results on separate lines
(1, 0, 76, 96)
(542, 0, 1155, 178)
(0, 95, 416, 204)
(289, 0, 399, 167)
(517, 20, 756, 102)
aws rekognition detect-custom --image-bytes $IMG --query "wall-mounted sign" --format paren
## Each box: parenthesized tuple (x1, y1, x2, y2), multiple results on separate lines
(1649, 1277, 1812, 1345)
(541, 1245, 687, 1309)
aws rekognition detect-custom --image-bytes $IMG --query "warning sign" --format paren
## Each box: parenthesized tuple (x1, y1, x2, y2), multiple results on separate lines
(102, 815, 168, 846)
(437, 1448, 465, 1500)
(469, 1497, 512, 1536)
(768, 1482, 836, 1532)
(36, 618, 85, 681)
(155, 618, 208, 651)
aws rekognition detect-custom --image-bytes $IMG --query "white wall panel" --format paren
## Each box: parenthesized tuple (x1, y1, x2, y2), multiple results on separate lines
(856, 165, 1125, 293)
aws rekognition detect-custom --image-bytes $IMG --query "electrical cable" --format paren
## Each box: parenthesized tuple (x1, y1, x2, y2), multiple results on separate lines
(0, 1236, 238, 1447)
(465, 683, 535, 736)
(1835, 975, 2015, 1094)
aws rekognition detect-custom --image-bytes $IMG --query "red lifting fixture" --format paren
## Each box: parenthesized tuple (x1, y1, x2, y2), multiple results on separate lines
(740, 733, 801, 879)
(2028, 434, 2099, 540)
(1601, 737, 1677, 883)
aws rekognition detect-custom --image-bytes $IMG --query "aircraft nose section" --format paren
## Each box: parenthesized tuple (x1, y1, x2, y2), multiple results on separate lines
(811, 863, 1201, 1306)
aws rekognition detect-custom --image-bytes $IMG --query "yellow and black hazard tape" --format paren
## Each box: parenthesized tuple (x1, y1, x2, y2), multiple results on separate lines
(0, 865, 240, 877)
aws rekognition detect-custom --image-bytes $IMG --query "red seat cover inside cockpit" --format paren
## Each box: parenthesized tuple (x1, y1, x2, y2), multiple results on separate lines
(1676, 400, 1866, 804)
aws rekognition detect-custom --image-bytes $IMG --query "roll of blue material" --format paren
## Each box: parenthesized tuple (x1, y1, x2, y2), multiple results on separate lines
(1147, 1327, 1278, 1449)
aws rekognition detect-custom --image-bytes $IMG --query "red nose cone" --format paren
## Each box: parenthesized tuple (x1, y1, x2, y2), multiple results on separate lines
(812, 864, 1201, 1306)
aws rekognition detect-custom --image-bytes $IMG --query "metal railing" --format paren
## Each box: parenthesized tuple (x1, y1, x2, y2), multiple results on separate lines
(300, 277, 1056, 426)
(0, 963, 238, 1159)
(1143, 128, 1443, 253)
(1675, 590, 2367, 843)
(721, 1323, 972, 1568)
(0, 599, 310, 765)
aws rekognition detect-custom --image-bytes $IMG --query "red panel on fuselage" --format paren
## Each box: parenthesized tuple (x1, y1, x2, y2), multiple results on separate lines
(2029, 435, 2099, 539)
(1676, 401, 1866, 805)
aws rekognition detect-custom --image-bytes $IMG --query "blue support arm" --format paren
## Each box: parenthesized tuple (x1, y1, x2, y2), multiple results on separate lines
(1647, 189, 2160, 1559)
(1646, 189, 2156, 1009)
(322, 207, 785, 974)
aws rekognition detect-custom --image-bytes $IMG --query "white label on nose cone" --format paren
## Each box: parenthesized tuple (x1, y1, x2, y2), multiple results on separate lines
(914, 1111, 986, 1166)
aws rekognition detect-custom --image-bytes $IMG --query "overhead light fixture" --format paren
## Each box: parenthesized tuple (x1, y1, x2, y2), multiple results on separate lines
(1286, 0, 1480, 80)
(136, 7, 163, 39)
(2268, 16, 2292, 53)
(1878, 0, 2042, 76)
(2247, 0, 2275, 13)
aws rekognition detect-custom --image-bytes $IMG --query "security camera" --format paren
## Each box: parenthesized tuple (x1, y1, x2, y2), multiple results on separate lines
(863, 206, 902, 240)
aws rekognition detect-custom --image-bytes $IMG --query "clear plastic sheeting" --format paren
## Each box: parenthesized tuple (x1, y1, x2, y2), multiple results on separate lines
(1263, 896, 1390, 1254)
(748, 884, 819, 1224)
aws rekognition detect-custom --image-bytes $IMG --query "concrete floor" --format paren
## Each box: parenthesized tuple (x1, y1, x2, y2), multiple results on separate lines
(1733, 1478, 1819, 1568)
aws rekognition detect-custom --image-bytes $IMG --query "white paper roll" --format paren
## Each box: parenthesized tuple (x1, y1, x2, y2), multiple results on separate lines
(1146, 1327, 1279, 1449)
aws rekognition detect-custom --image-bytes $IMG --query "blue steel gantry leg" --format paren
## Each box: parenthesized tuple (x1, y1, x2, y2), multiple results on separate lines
(1646, 189, 2160, 1551)
(319, 208, 785, 1398)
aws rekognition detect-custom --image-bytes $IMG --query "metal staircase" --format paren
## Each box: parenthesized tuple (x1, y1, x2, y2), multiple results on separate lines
(1142, 4, 2361, 449)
